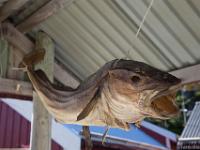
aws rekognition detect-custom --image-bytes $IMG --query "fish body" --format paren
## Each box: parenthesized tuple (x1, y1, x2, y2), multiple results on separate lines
(22, 51, 181, 130)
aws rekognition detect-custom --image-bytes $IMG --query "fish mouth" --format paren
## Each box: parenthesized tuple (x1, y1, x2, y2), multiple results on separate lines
(150, 84, 182, 119)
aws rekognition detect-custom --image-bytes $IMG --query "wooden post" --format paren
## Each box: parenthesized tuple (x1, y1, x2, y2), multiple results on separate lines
(0, 39, 9, 78)
(0, 0, 29, 22)
(30, 32, 54, 150)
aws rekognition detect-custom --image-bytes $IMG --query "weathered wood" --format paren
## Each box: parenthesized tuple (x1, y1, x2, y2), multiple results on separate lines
(171, 64, 200, 85)
(16, 0, 67, 33)
(1, 23, 34, 54)
(30, 32, 54, 150)
(54, 62, 79, 88)
(1, 22, 74, 84)
(0, 0, 29, 22)
(7, 46, 25, 80)
(0, 77, 32, 99)
(0, 39, 9, 77)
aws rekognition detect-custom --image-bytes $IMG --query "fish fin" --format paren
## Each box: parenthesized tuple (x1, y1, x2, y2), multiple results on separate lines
(135, 121, 142, 128)
(77, 87, 101, 121)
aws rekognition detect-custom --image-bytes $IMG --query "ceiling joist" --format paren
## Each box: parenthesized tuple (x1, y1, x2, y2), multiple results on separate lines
(0, 0, 29, 22)
(1, 22, 79, 85)
(16, 0, 75, 33)
(0, 77, 32, 99)
(171, 64, 200, 85)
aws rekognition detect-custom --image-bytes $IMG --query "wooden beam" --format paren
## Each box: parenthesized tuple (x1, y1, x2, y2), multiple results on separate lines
(0, 0, 29, 22)
(6, 46, 25, 80)
(1, 22, 74, 85)
(170, 64, 200, 85)
(54, 62, 79, 88)
(0, 39, 9, 77)
(0, 77, 32, 99)
(2, 22, 34, 54)
(0, 63, 81, 99)
(16, 0, 74, 33)
(30, 32, 54, 150)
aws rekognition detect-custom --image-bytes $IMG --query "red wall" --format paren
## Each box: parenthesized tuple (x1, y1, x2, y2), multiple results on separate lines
(0, 100, 63, 150)
(140, 126, 177, 150)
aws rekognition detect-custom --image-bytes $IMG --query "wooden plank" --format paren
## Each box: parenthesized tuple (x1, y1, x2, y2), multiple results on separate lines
(1, 22, 76, 86)
(7, 46, 25, 80)
(16, 0, 74, 33)
(0, 77, 32, 99)
(0, 39, 9, 77)
(54, 62, 80, 88)
(30, 32, 54, 150)
(0, 0, 29, 22)
(1, 23, 34, 54)
(170, 64, 200, 85)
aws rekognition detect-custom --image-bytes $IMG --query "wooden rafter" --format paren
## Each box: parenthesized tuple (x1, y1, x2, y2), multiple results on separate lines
(0, 64, 80, 100)
(171, 64, 200, 85)
(0, 77, 32, 99)
(16, 0, 75, 33)
(1, 22, 79, 84)
(0, 0, 29, 22)
(54, 62, 79, 88)
(1, 22, 34, 54)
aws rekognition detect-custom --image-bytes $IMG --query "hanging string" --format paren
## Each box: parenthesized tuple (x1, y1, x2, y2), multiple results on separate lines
(124, 0, 154, 60)
(135, 0, 154, 37)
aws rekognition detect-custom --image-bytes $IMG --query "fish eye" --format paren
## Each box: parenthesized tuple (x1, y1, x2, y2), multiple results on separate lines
(131, 76, 140, 83)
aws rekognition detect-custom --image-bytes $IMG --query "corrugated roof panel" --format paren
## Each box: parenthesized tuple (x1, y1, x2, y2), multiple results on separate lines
(43, 22, 96, 77)
(65, 124, 166, 148)
(66, 4, 126, 59)
(55, 45, 88, 79)
(85, 0, 169, 67)
(160, 0, 200, 59)
(170, 0, 200, 41)
(107, 1, 174, 69)
(74, 1, 145, 62)
(179, 102, 200, 140)
(122, 0, 194, 65)
(37, 0, 200, 79)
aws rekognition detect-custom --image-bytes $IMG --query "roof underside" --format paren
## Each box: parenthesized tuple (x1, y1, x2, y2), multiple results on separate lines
(20, 0, 200, 80)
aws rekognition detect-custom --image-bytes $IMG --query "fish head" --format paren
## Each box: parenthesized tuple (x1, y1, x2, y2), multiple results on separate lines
(108, 60, 181, 119)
